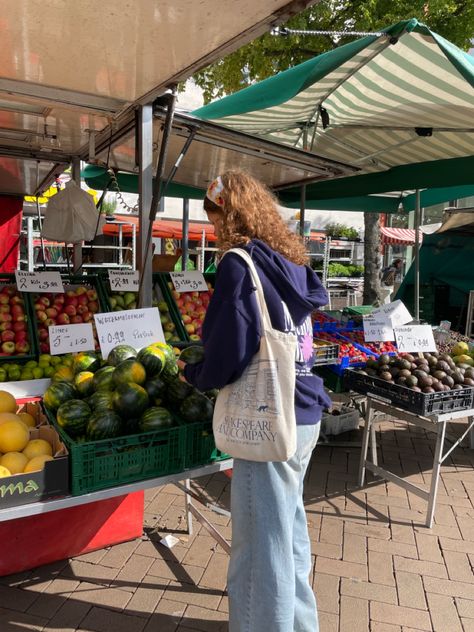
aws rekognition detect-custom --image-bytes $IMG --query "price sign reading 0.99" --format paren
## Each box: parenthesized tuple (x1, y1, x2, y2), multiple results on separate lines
(169, 271, 208, 293)
(49, 323, 95, 355)
(94, 307, 165, 359)
(394, 325, 437, 353)
(15, 271, 64, 293)
(108, 270, 139, 292)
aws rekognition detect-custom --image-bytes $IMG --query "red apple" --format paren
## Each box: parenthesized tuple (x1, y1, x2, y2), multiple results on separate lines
(1, 341, 15, 355)
(87, 301, 99, 313)
(36, 310, 48, 323)
(70, 315, 83, 324)
(10, 296, 23, 305)
(54, 294, 65, 304)
(77, 294, 88, 306)
(0, 322, 13, 332)
(181, 314, 192, 324)
(2, 287, 16, 297)
(12, 321, 26, 332)
(45, 307, 58, 319)
(38, 328, 49, 341)
(38, 296, 50, 308)
(15, 341, 30, 354)
(39, 342, 50, 353)
(44, 318, 56, 327)
(64, 304, 77, 316)
(0, 313, 12, 322)
(0, 295, 9, 305)
(76, 286, 88, 296)
(82, 311, 93, 322)
(0, 306, 10, 314)
(14, 331, 28, 342)
(57, 313, 70, 325)
(86, 289, 98, 301)
(66, 290, 76, 298)
(1, 330, 15, 342)
(77, 304, 88, 315)
(65, 296, 78, 308)
(185, 324, 195, 334)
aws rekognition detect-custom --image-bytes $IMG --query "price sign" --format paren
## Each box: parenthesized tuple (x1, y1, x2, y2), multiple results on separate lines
(108, 270, 139, 292)
(363, 315, 395, 342)
(170, 271, 207, 293)
(15, 271, 64, 293)
(394, 325, 437, 353)
(94, 307, 165, 359)
(49, 323, 95, 355)
(372, 300, 412, 327)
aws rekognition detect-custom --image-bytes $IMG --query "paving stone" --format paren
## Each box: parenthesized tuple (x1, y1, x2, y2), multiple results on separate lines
(81, 605, 147, 632)
(368, 538, 418, 558)
(368, 550, 395, 587)
(426, 592, 463, 632)
(181, 535, 215, 568)
(315, 556, 368, 581)
(147, 557, 205, 586)
(423, 576, 474, 599)
(319, 515, 344, 545)
(0, 607, 48, 632)
(99, 540, 140, 569)
(345, 521, 391, 540)
(395, 571, 427, 610)
(340, 577, 397, 604)
(442, 549, 474, 583)
(314, 541, 342, 560)
(340, 595, 369, 632)
(391, 524, 416, 546)
(61, 559, 119, 587)
(415, 533, 443, 563)
(371, 624, 402, 632)
(370, 602, 432, 631)
(124, 576, 169, 617)
(343, 532, 367, 565)
(313, 572, 340, 614)
(143, 598, 186, 632)
(73, 548, 108, 564)
(71, 581, 133, 611)
(45, 598, 91, 631)
(318, 611, 338, 632)
(393, 557, 448, 579)
(462, 618, 474, 631)
(199, 553, 229, 591)
(439, 537, 474, 554)
(0, 584, 39, 612)
(180, 604, 227, 631)
(114, 554, 154, 591)
(162, 580, 223, 610)
(455, 596, 474, 619)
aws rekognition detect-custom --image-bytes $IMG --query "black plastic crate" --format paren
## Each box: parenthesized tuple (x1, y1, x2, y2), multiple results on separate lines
(312, 339, 339, 366)
(344, 370, 474, 416)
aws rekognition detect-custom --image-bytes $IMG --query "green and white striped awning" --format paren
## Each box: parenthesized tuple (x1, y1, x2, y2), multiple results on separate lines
(194, 19, 474, 187)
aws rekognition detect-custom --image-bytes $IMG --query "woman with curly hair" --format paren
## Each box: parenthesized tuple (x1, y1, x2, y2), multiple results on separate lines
(180, 170, 330, 632)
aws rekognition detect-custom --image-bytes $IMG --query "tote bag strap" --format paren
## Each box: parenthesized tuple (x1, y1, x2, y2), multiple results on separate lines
(225, 248, 273, 332)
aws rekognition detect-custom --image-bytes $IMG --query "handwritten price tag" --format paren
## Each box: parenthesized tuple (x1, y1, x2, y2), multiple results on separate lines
(363, 315, 395, 342)
(108, 270, 139, 292)
(394, 325, 437, 353)
(372, 300, 412, 327)
(16, 271, 64, 293)
(94, 307, 165, 359)
(170, 271, 207, 293)
(49, 323, 95, 355)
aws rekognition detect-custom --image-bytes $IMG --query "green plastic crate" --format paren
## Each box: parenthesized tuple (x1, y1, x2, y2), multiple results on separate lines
(178, 418, 229, 469)
(313, 366, 348, 393)
(45, 407, 186, 495)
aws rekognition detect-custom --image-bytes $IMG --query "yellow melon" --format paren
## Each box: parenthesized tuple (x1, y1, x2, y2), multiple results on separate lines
(0, 451, 28, 475)
(0, 391, 17, 414)
(23, 439, 53, 460)
(0, 412, 24, 427)
(23, 455, 53, 473)
(0, 421, 29, 453)
(18, 412, 36, 428)
(0, 464, 11, 477)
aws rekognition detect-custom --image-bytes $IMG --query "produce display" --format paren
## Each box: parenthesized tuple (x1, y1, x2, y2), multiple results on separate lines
(169, 281, 214, 341)
(357, 352, 474, 392)
(0, 391, 56, 477)
(317, 331, 370, 364)
(450, 341, 474, 367)
(341, 329, 398, 356)
(32, 286, 101, 353)
(0, 284, 33, 357)
(44, 343, 214, 443)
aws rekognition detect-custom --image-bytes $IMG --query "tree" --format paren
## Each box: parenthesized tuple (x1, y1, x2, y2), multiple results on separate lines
(193, 0, 474, 302)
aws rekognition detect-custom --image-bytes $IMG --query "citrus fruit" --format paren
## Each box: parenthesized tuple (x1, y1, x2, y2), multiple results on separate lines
(0, 391, 17, 414)
(50, 356, 62, 366)
(0, 412, 23, 426)
(43, 366, 55, 378)
(23, 439, 53, 460)
(0, 465, 11, 478)
(0, 451, 28, 474)
(0, 369, 7, 382)
(18, 412, 36, 428)
(23, 454, 53, 473)
(25, 360, 37, 369)
(32, 367, 44, 379)
(0, 421, 29, 452)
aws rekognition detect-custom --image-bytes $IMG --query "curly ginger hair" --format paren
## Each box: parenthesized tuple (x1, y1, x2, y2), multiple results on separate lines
(204, 170, 308, 266)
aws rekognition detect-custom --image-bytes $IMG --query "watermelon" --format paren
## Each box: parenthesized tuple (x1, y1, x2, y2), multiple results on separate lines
(52, 366, 75, 383)
(112, 383, 149, 418)
(43, 381, 77, 411)
(150, 342, 175, 364)
(92, 366, 115, 391)
(107, 344, 137, 367)
(57, 399, 91, 438)
(166, 378, 194, 407)
(112, 358, 146, 387)
(139, 407, 174, 432)
(74, 371, 95, 397)
(87, 411, 123, 440)
(137, 345, 166, 377)
(144, 377, 168, 405)
(88, 390, 115, 412)
(161, 354, 179, 383)
(179, 345, 205, 365)
(73, 352, 100, 375)
(180, 392, 214, 422)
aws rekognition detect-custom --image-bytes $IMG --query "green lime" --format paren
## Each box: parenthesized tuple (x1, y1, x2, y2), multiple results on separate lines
(50, 356, 62, 366)
(25, 360, 38, 369)
(8, 368, 20, 381)
(32, 367, 44, 379)
(0, 368, 6, 382)
(43, 366, 55, 378)
(20, 370, 34, 381)
(39, 353, 52, 363)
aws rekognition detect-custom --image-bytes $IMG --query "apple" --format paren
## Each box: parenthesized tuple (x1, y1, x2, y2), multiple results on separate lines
(182, 314, 192, 324)
(0, 295, 9, 305)
(54, 294, 65, 304)
(77, 294, 88, 306)
(0, 322, 13, 332)
(44, 318, 56, 327)
(185, 324, 195, 334)
(1, 330, 15, 342)
(82, 311, 93, 322)
(39, 342, 50, 353)
(15, 341, 30, 354)
(0, 306, 10, 314)
(12, 321, 26, 332)
(57, 313, 70, 325)
(87, 301, 99, 313)
(1, 341, 15, 355)
(65, 296, 78, 308)
(77, 304, 88, 315)
(10, 296, 23, 305)
(75, 286, 88, 296)
(14, 331, 28, 342)
(64, 304, 77, 316)
(86, 289, 98, 301)
(0, 313, 12, 322)
(45, 307, 58, 319)
(171, 291, 180, 300)
(70, 315, 83, 324)
(164, 322, 175, 332)
(36, 310, 48, 323)
(38, 328, 49, 341)
(38, 297, 50, 308)
(189, 334, 201, 341)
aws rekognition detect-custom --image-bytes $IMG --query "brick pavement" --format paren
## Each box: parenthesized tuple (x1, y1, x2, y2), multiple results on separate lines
(0, 416, 473, 631)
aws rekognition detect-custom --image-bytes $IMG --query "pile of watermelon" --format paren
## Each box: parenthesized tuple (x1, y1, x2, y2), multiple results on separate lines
(43, 343, 213, 443)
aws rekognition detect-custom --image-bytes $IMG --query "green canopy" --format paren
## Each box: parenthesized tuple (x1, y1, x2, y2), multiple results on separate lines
(194, 18, 474, 195)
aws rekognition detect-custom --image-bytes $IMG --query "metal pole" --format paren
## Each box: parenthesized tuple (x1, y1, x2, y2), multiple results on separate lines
(182, 198, 189, 271)
(137, 104, 154, 308)
(414, 189, 421, 322)
(72, 157, 82, 274)
(299, 185, 306, 238)
(36, 199, 47, 270)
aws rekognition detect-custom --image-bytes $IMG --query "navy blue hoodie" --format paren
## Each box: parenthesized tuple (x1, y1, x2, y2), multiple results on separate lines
(184, 239, 332, 424)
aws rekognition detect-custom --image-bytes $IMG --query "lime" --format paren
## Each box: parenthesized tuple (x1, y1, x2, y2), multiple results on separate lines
(62, 356, 73, 367)
(8, 368, 21, 381)
(20, 370, 34, 381)
(39, 354, 52, 364)
(50, 356, 62, 366)
(43, 366, 55, 378)
(0, 369, 6, 382)
(32, 367, 44, 379)
(25, 360, 38, 369)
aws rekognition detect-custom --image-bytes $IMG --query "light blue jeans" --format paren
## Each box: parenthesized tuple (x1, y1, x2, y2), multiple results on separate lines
(228, 423, 320, 632)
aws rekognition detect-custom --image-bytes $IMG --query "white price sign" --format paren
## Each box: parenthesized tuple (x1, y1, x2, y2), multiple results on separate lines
(170, 271, 207, 293)
(363, 315, 395, 342)
(394, 325, 437, 353)
(108, 270, 139, 292)
(16, 271, 64, 293)
(49, 323, 95, 355)
(372, 300, 412, 327)
(94, 307, 165, 359)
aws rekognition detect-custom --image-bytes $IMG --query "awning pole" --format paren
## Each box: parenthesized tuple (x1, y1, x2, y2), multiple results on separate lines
(137, 104, 154, 308)
(182, 198, 189, 271)
(299, 185, 306, 238)
(72, 157, 82, 274)
(414, 189, 421, 322)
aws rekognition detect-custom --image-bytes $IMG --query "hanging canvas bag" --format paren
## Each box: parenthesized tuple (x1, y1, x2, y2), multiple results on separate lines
(212, 248, 297, 462)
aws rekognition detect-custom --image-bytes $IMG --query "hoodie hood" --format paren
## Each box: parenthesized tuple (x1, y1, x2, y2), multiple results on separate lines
(246, 239, 328, 326)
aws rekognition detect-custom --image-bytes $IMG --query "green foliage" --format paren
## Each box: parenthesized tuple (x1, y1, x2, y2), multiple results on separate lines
(325, 222, 359, 239)
(193, 1, 474, 102)
(327, 262, 365, 277)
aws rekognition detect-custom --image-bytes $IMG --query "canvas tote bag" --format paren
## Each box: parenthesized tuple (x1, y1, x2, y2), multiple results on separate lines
(212, 248, 297, 462)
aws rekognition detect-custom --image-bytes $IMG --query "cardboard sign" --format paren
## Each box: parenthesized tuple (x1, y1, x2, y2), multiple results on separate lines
(108, 270, 139, 292)
(170, 271, 207, 293)
(15, 271, 64, 293)
(363, 314, 395, 342)
(394, 325, 437, 353)
(49, 323, 95, 355)
(94, 307, 165, 359)
(372, 300, 412, 327)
